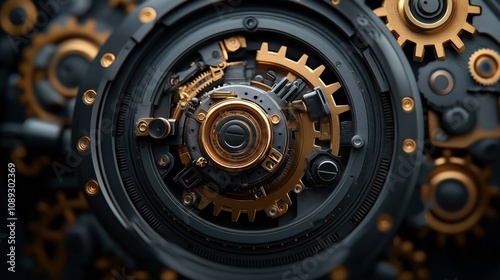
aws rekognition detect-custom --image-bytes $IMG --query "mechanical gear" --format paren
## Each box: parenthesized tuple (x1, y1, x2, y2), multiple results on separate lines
(18, 17, 109, 123)
(420, 150, 499, 246)
(375, 0, 481, 61)
(468, 48, 500, 86)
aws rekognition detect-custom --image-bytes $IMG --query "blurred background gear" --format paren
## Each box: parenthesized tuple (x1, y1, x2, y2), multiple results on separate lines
(0, 0, 499, 280)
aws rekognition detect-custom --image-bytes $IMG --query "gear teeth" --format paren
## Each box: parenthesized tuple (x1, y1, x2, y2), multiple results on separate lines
(414, 44, 425, 62)
(198, 196, 211, 210)
(247, 209, 256, 222)
(213, 204, 223, 216)
(373, 7, 386, 17)
(468, 5, 481, 15)
(434, 44, 446, 61)
(231, 210, 241, 222)
(278, 46, 287, 56)
(462, 22, 476, 35)
(375, 0, 480, 61)
(450, 36, 465, 53)
(283, 194, 292, 205)
(297, 54, 308, 65)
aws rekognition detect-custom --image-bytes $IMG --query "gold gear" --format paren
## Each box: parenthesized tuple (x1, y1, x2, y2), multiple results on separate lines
(25, 191, 89, 279)
(420, 150, 499, 246)
(18, 17, 109, 123)
(387, 236, 429, 280)
(374, 0, 481, 61)
(0, 0, 37, 35)
(192, 42, 348, 222)
(468, 48, 500, 86)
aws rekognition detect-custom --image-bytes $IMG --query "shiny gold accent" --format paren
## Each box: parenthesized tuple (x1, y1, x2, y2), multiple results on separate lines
(428, 109, 500, 149)
(18, 17, 109, 123)
(319, 117, 331, 141)
(220, 36, 247, 60)
(377, 213, 393, 232)
(403, 0, 453, 30)
(331, 0, 340, 5)
(77, 136, 91, 152)
(387, 236, 429, 280)
(25, 192, 88, 279)
(10, 146, 51, 177)
(196, 111, 207, 122)
(161, 269, 179, 280)
(261, 148, 283, 172)
(293, 183, 305, 194)
(209, 91, 237, 99)
(139, 7, 157, 23)
(420, 150, 498, 246)
(430, 70, 454, 95)
(402, 97, 415, 112)
(403, 139, 417, 154)
(256, 42, 349, 155)
(330, 266, 349, 280)
(0, 0, 37, 35)
(196, 157, 208, 168)
(83, 89, 97, 105)
(48, 39, 100, 98)
(158, 155, 170, 167)
(199, 99, 274, 171)
(183, 192, 196, 206)
(270, 114, 281, 124)
(138, 121, 148, 133)
(85, 179, 99, 196)
(374, 0, 481, 61)
(134, 118, 171, 138)
(101, 52, 115, 68)
(469, 48, 500, 86)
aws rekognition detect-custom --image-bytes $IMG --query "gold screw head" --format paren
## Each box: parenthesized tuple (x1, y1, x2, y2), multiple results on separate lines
(77, 136, 90, 152)
(196, 157, 208, 168)
(377, 213, 393, 232)
(158, 155, 170, 167)
(270, 114, 281, 124)
(101, 53, 115, 68)
(268, 206, 279, 218)
(402, 97, 415, 112)
(293, 184, 304, 194)
(403, 139, 417, 154)
(139, 7, 157, 23)
(183, 193, 195, 206)
(85, 179, 99, 196)
(83, 89, 97, 105)
(138, 121, 148, 133)
(196, 112, 206, 122)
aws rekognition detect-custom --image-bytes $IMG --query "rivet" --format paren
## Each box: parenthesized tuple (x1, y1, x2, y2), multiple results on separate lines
(403, 139, 417, 154)
(85, 179, 99, 196)
(402, 97, 415, 112)
(139, 7, 157, 23)
(101, 53, 115, 68)
(77, 136, 90, 152)
(83, 89, 97, 105)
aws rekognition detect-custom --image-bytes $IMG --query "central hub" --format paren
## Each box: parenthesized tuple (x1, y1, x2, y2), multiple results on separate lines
(219, 120, 251, 152)
(200, 99, 273, 171)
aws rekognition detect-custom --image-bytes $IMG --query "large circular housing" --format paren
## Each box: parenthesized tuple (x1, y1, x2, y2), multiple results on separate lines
(72, 0, 423, 279)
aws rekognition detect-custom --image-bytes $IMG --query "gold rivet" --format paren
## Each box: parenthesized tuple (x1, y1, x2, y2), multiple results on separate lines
(83, 89, 97, 105)
(85, 179, 99, 196)
(138, 121, 148, 132)
(77, 136, 90, 152)
(332, 0, 341, 5)
(268, 206, 279, 217)
(158, 155, 170, 167)
(293, 184, 304, 194)
(139, 7, 157, 23)
(403, 139, 417, 154)
(183, 192, 195, 206)
(402, 97, 415, 112)
(101, 53, 115, 68)
(377, 213, 393, 232)
(330, 265, 348, 280)
(270, 114, 281, 124)
(196, 112, 206, 121)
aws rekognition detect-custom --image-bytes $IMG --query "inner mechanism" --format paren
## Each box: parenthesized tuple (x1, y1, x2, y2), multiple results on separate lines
(136, 35, 351, 223)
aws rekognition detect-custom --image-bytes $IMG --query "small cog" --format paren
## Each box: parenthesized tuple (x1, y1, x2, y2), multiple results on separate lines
(468, 48, 500, 86)
(375, 0, 481, 61)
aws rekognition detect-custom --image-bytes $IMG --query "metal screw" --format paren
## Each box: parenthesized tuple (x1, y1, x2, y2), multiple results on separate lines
(402, 97, 415, 112)
(77, 136, 90, 152)
(196, 157, 207, 168)
(85, 179, 99, 196)
(182, 192, 196, 206)
(100, 53, 115, 68)
(158, 155, 170, 167)
(403, 139, 417, 154)
(138, 121, 148, 133)
(83, 89, 97, 105)
(293, 184, 304, 194)
(270, 114, 281, 124)
(351, 135, 364, 148)
(139, 7, 157, 23)
(268, 206, 279, 218)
